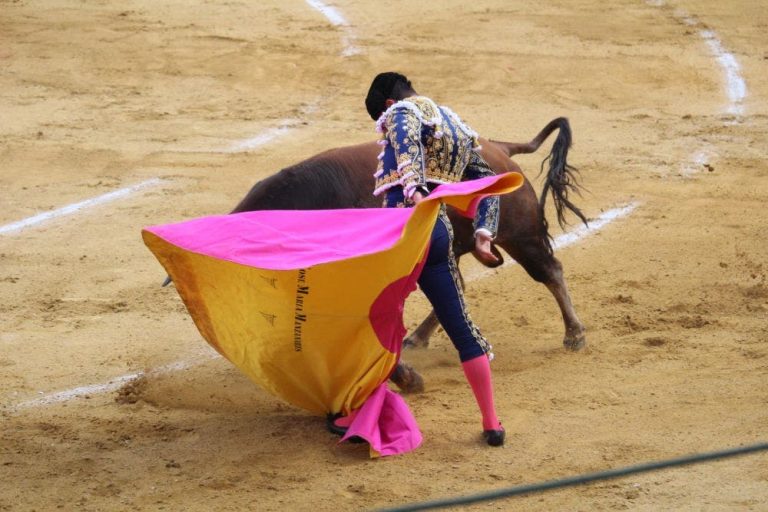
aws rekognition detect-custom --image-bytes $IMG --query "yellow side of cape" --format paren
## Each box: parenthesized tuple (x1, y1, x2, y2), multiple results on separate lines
(142, 172, 524, 416)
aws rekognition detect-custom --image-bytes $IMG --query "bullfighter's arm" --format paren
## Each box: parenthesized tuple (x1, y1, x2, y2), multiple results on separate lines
(462, 153, 500, 239)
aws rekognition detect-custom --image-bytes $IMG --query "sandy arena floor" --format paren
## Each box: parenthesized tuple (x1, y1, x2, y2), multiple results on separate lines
(1, 1, 767, 510)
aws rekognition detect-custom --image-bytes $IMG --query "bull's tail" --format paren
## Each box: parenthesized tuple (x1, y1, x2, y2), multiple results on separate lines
(537, 117, 587, 231)
(490, 117, 571, 157)
(491, 117, 587, 231)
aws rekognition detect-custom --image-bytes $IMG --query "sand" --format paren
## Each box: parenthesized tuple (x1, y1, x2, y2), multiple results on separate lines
(1, 0, 766, 510)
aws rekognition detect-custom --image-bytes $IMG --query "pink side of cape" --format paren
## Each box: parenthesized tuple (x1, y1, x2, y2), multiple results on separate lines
(143, 178, 488, 271)
(145, 207, 412, 270)
(341, 383, 422, 457)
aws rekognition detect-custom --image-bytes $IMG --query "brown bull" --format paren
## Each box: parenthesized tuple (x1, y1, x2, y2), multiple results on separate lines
(228, 118, 588, 392)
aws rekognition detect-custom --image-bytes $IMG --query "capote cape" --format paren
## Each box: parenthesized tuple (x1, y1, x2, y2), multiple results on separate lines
(142, 172, 523, 456)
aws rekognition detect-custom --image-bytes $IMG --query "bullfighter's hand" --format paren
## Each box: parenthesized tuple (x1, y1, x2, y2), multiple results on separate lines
(474, 232, 499, 264)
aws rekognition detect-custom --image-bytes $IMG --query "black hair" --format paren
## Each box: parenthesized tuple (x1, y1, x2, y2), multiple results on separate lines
(365, 72, 413, 120)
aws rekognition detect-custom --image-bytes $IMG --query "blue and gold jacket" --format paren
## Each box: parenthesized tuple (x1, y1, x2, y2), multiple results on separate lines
(373, 95, 499, 237)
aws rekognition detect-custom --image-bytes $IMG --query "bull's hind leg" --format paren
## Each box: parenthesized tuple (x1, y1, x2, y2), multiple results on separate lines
(499, 239, 586, 351)
(543, 259, 586, 351)
(403, 311, 439, 348)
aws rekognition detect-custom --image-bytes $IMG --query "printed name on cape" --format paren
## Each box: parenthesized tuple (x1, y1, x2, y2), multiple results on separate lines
(293, 269, 310, 352)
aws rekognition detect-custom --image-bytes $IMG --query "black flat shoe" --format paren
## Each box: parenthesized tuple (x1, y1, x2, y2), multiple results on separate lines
(326, 413, 348, 436)
(483, 426, 505, 447)
(326, 413, 366, 443)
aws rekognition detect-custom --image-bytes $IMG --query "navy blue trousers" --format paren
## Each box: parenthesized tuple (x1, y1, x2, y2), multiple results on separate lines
(417, 212, 491, 362)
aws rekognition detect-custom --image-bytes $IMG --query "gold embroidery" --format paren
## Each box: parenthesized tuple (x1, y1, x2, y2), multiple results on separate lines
(374, 96, 480, 194)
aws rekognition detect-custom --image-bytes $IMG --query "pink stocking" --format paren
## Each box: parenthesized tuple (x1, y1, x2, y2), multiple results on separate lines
(461, 355, 501, 431)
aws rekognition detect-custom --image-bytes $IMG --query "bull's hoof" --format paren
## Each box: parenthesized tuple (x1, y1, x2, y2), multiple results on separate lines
(389, 362, 425, 393)
(403, 334, 429, 349)
(563, 331, 587, 351)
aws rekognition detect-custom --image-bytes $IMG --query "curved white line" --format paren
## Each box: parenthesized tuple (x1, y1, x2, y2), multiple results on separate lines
(0, 178, 163, 235)
(700, 30, 747, 114)
(646, 1, 748, 177)
(647, 1, 747, 116)
(304, 0, 361, 56)
(305, 0, 348, 26)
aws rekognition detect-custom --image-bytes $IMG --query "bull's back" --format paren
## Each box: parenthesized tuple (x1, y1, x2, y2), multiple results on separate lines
(233, 139, 542, 249)
(232, 141, 381, 213)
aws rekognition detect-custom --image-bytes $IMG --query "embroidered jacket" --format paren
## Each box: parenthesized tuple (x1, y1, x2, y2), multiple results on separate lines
(373, 95, 500, 237)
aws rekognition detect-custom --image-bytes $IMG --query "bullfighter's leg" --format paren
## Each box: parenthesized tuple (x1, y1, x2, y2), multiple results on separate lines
(404, 253, 474, 349)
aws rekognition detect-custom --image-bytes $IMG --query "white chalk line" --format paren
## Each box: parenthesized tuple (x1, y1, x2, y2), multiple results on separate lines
(468, 202, 639, 281)
(551, 202, 639, 251)
(224, 103, 319, 153)
(206, 2, 360, 151)
(304, 0, 362, 57)
(2, 119, 313, 233)
(9, 351, 221, 412)
(12, 373, 142, 410)
(305, 0, 347, 26)
(645, 1, 748, 177)
(676, 10, 747, 116)
(700, 30, 747, 115)
(224, 2, 362, 151)
(0, 178, 163, 236)
(226, 124, 294, 153)
(647, 1, 747, 117)
(7, 203, 637, 411)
